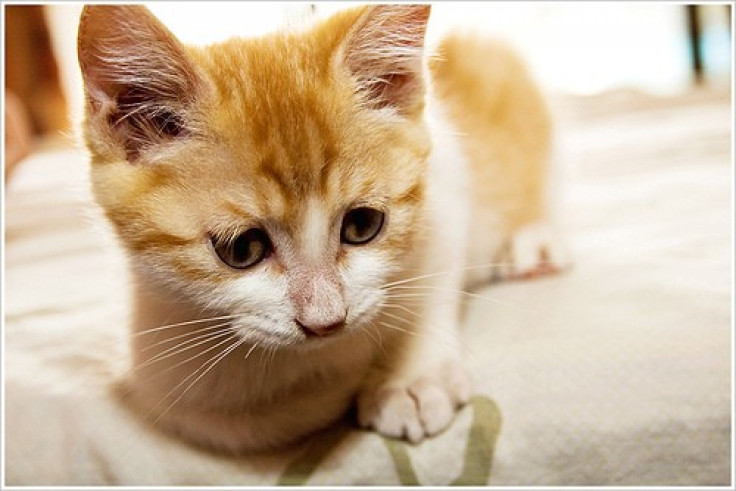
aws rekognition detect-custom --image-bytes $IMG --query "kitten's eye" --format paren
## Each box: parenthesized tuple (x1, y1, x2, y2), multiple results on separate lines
(341, 207, 385, 245)
(212, 229, 272, 269)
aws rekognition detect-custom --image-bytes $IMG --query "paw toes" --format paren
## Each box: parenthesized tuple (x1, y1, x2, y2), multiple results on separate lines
(410, 381, 454, 436)
(357, 364, 470, 443)
(362, 387, 424, 441)
(405, 418, 425, 443)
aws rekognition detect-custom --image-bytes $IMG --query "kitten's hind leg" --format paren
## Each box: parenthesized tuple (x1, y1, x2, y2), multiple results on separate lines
(496, 221, 572, 281)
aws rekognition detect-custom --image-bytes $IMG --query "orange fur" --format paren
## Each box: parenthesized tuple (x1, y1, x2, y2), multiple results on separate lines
(432, 35, 551, 233)
(78, 4, 555, 452)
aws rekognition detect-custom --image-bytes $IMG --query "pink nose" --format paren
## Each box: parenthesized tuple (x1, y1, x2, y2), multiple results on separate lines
(296, 319, 346, 337)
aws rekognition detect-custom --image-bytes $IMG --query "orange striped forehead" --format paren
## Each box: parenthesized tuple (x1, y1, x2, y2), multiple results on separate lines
(179, 29, 432, 233)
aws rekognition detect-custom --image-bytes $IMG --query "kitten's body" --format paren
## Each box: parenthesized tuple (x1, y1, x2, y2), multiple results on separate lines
(78, 5, 563, 452)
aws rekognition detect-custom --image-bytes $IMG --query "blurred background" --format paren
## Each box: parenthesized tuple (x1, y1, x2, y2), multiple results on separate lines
(3, 2, 733, 173)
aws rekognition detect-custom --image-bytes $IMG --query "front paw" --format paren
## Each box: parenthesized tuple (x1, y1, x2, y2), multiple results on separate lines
(357, 362, 470, 443)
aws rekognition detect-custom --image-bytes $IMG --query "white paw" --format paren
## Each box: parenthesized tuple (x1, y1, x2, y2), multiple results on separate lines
(498, 221, 571, 280)
(357, 361, 470, 443)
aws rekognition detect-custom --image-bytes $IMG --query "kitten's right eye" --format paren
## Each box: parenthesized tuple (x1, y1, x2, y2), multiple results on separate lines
(212, 229, 272, 269)
(341, 207, 385, 245)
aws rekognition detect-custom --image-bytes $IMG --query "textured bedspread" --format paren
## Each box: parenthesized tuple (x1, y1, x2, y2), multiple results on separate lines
(4, 87, 732, 485)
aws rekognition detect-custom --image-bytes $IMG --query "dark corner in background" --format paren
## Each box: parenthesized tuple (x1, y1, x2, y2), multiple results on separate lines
(686, 4, 732, 85)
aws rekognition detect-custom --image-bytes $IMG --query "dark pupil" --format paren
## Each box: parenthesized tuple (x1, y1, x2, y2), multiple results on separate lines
(342, 208, 384, 244)
(233, 232, 264, 262)
(215, 228, 270, 269)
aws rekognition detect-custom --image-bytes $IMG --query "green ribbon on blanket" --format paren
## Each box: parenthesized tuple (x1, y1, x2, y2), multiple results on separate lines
(382, 437, 420, 485)
(277, 422, 353, 486)
(450, 396, 501, 486)
(277, 395, 501, 486)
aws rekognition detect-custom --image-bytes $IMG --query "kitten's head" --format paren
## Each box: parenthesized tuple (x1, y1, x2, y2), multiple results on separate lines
(78, 4, 432, 347)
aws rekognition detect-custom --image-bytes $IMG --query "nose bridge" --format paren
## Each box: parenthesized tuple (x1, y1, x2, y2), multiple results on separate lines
(300, 196, 331, 263)
(289, 265, 346, 327)
(286, 195, 347, 330)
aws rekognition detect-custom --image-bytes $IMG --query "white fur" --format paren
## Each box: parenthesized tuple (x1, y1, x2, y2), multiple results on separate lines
(355, 95, 473, 442)
(300, 197, 330, 262)
(342, 249, 392, 328)
(224, 268, 295, 345)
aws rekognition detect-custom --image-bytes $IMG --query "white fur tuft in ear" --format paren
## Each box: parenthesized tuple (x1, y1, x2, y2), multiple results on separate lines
(342, 4, 431, 116)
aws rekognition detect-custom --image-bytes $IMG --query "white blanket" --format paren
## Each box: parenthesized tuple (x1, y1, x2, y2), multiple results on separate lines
(4, 87, 732, 485)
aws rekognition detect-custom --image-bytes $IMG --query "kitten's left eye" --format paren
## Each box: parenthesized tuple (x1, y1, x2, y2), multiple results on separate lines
(212, 229, 272, 269)
(341, 207, 385, 245)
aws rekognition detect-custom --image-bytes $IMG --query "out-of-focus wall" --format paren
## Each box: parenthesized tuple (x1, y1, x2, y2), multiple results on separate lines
(427, 3, 731, 95)
(5, 5, 68, 135)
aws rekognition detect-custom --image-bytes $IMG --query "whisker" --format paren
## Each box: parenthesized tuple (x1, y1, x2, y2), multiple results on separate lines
(141, 321, 231, 352)
(258, 344, 278, 380)
(380, 262, 514, 289)
(379, 303, 463, 351)
(384, 287, 537, 314)
(131, 336, 238, 433)
(377, 320, 419, 338)
(133, 334, 238, 383)
(257, 345, 269, 373)
(244, 341, 260, 360)
(132, 313, 243, 337)
(375, 321, 458, 357)
(359, 322, 382, 352)
(379, 308, 416, 329)
(136, 329, 235, 372)
(267, 345, 278, 377)
(384, 292, 435, 298)
(370, 320, 385, 351)
(149, 336, 247, 428)
(380, 302, 430, 326)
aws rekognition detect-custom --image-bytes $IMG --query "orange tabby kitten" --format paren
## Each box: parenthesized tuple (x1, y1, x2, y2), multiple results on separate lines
(77, 4, 565, 452)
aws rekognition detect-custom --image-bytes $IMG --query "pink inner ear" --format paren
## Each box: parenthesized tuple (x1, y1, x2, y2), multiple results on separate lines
(108, 87, 188, 160)
(361, 73, 419, 112)
(343, 5, 431, 114)
(77, 5, 201, 160)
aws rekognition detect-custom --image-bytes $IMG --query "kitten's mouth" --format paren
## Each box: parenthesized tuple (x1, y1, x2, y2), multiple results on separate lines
(295, 319, 346, 338)
(231, 322, 351, 350)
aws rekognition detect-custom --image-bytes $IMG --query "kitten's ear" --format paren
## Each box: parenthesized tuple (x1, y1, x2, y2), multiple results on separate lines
(339, 4, 431, 117)
(77, 5, 203, 160)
